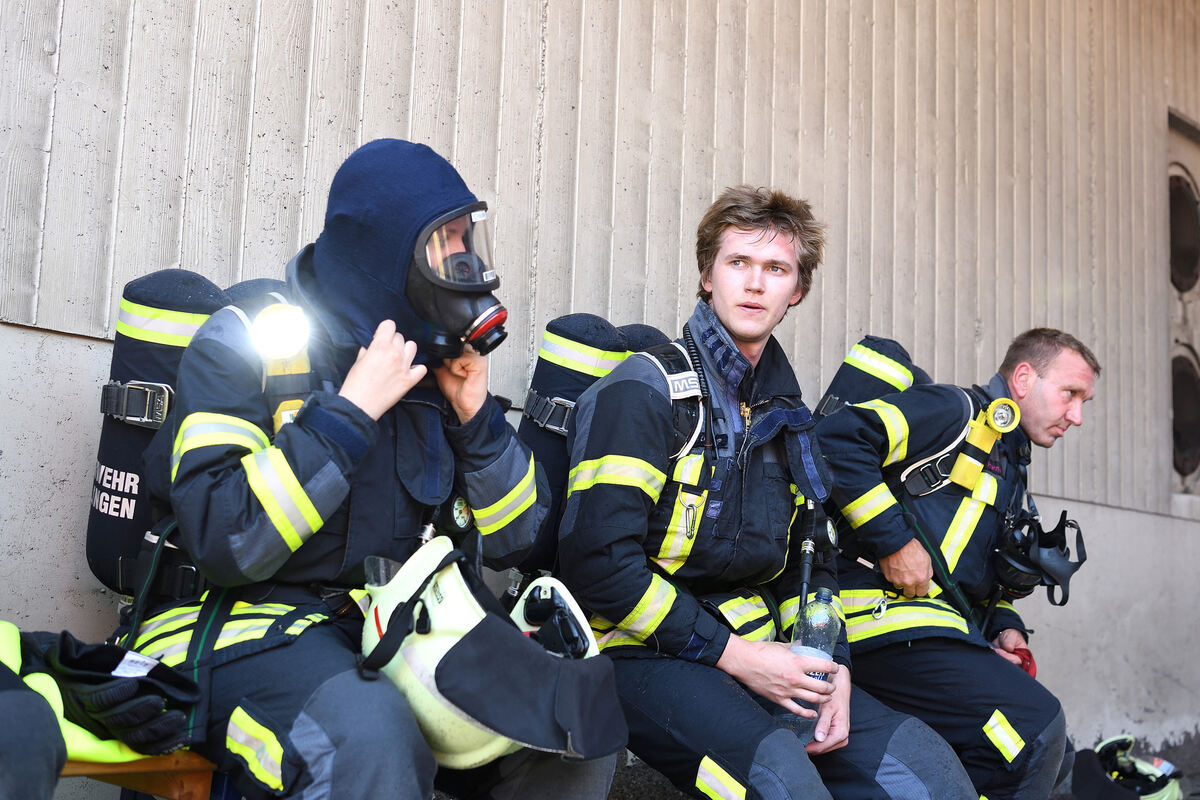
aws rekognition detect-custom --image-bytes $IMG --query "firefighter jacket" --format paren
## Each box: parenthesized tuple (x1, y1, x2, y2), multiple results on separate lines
(132, 248, 548, 680)
(815, 373, 1032, 653)
(558, 301, 845, 668)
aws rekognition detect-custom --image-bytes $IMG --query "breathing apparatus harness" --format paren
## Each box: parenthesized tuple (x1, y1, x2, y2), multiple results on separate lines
(899, 391, 1088, 633)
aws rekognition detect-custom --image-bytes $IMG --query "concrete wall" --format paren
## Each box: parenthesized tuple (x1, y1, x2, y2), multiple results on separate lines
(2, 0, 1199, 795)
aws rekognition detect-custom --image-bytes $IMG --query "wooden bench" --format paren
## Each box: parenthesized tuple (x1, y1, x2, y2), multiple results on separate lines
(61, 751, 216, 800)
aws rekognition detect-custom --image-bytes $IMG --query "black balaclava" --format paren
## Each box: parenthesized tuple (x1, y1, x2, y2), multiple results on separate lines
(310, 139, 481, 360)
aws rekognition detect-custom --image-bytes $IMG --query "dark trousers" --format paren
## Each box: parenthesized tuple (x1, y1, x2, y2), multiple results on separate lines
(1, 662, 66, 800)
(851, 638, 1068, 800)
(612, 655, 976, 800)
(192, 613, 612, 800)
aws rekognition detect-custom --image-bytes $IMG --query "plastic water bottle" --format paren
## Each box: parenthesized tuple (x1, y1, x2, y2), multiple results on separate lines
(779, 586, 840, 741)
(790, 587, 840, 681)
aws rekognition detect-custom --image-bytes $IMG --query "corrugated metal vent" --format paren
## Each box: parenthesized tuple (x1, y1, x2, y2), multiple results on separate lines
(1170, 173, 1200, 293)
(1174, 347, 1200, 478)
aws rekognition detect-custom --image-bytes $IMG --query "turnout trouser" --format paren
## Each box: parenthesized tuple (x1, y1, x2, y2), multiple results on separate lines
(0, 662, 66, 800)
(182, 611, 613, 800)
(612, 655, 976, 800)
(851, 638, 1069, 800)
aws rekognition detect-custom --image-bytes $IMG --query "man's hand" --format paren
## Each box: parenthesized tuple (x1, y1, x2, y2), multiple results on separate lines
(715, 636, 836, 717)
(339, 320, 427, 420)
(806, 664, 851, 754)
(435, 346, 489, 423)
(878, 538, 933, 597)
(990, 628, 1028, 668)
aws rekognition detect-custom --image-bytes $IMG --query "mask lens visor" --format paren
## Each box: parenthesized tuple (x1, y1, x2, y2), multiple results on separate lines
(422, 207, 496, 289)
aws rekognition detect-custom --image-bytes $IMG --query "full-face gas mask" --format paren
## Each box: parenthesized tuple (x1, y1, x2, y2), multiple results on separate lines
(993, 509, 1087, 605)
(406, 202, 508, 359)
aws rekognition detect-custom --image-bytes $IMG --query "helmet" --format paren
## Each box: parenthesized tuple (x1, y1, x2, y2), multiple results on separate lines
(359, 536, 622, 769)
(1072, 736, 1184, 800)
(361, 536, 521, 768)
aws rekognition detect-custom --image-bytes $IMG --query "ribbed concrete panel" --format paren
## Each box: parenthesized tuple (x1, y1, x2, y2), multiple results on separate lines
(3, 0, 1199, 515)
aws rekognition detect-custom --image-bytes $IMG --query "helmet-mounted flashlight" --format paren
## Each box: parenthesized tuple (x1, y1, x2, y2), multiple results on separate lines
(985, 398, 1020, 433)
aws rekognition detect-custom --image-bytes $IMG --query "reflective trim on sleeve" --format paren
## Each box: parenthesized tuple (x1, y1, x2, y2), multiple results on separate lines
(780, 592, 845, 636)
(172, 412, 271, 481)
(568, 455, 667, 502)
(841, 482, 898, 529)
(473, 453, 537, 535)
(616, 574, 677, 641)
(845, 343, 914, 391)
(539, 330, 631, 377)
(696, 755, 746, 800)
(241, 447, 323, 553)
(590, 617, 648, 651)
(227, 705, 285, 791)
(983, 709, 1026, 763)
(841, 591, 969, 643)
(116, 297, 210, 348)
(717, 593, 775, 641)
(858, 399, 909, 466)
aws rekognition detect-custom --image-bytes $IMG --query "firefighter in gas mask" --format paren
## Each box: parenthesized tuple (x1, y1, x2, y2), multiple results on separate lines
(127, 139, 621, 800)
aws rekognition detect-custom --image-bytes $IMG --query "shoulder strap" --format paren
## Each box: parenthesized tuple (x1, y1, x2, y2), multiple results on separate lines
(897, 387, 978, 496)
(636, 342, 705, 460)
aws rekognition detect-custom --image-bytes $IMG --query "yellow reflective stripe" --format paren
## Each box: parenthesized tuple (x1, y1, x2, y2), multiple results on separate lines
(781, 592, 845, 634)
(285, 613, 329, 636)
(539, 330, 631, 377)
(215, 619, 279, 650)
(590, 617, 647, 651)
(116, 297, 210, 348)
(473, 454, 537, 535)
(845, 343, 913, 391)
(973, 473, 999, 505)
(0, 621, 20, 674)
(859, 399, 909, 466)
(133, 607, 201, 646)
(841, 591, 969, 643)
(941, 497, 986, 572)
(718, 595, 769, 628)
(241, 447, 323, 552)
(841, 482, 897, 529)
(227, 706, 285, 790)
(173, 412, 270, 481)
(349, 589, 370, 616)
(696, 755, 746, 800)
(983, 709, 1026, 763)
(741, 618, 776, 642)
(779, 596, 801, 634)
(568, 455, 666, 502)
(654, 455, 707, 574)
(230, 601, 295, 616)
(616, 575, 677, 640)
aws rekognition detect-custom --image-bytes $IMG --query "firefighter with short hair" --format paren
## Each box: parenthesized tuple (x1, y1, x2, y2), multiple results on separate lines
(815, 328, 1100, 799)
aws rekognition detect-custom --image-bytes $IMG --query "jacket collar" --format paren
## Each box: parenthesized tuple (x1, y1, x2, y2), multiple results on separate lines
(684, 301, 802, 407)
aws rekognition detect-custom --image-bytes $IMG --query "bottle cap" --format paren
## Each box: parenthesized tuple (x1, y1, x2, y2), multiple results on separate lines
(815, 587, 833, 602)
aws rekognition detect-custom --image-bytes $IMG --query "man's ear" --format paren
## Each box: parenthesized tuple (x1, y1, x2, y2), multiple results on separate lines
(1009, 361, 1037, 400)
(700, 268, 713, 294)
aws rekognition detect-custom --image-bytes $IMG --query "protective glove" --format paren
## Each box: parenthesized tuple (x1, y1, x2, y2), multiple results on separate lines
(21, 630, 201, 755)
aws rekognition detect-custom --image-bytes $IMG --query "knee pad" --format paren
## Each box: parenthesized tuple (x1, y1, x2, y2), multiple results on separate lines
(291, 668, 435, 798)
(749, 728, 833, 800)
(875, 717, 976, 800)
(1011, 708, 1068, 800)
